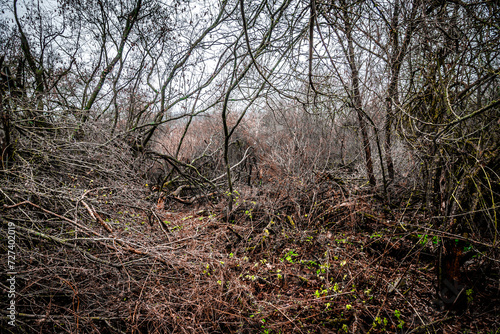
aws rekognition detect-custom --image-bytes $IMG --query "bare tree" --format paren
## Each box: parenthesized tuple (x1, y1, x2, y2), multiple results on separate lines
(367, 0, 419, 181)
(320, 0, 377, 186)
(400, 0, 500, 310)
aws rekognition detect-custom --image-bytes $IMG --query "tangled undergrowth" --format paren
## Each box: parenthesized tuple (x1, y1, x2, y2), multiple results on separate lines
(1, 123, 498, 333)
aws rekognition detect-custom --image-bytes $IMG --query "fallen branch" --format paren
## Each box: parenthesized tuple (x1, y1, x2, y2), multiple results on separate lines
(408, 315, 454, 334)
(3, 201, 102, 236)
(82, 200, 113, 233)
(11, 222, 122, 268)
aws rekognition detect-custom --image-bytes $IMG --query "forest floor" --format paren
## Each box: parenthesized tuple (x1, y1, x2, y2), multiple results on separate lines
(135, 178, 498, 334)
(1, 168, 499, 333)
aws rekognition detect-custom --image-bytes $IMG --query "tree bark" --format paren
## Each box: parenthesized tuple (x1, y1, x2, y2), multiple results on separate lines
(384, 0, 418, 181)
(344, 14, 376, 186)
(14, 0, 45, 113)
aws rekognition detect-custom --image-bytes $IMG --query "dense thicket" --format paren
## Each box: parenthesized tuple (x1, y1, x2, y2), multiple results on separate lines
(1, 0, 498, 332)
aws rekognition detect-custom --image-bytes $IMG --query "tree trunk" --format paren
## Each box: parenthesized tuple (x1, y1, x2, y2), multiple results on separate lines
(345, 17, 376, 186)
(384, 81, 397, 181)
(83, 0, 143, 121)
(384, 0, 418, 182)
